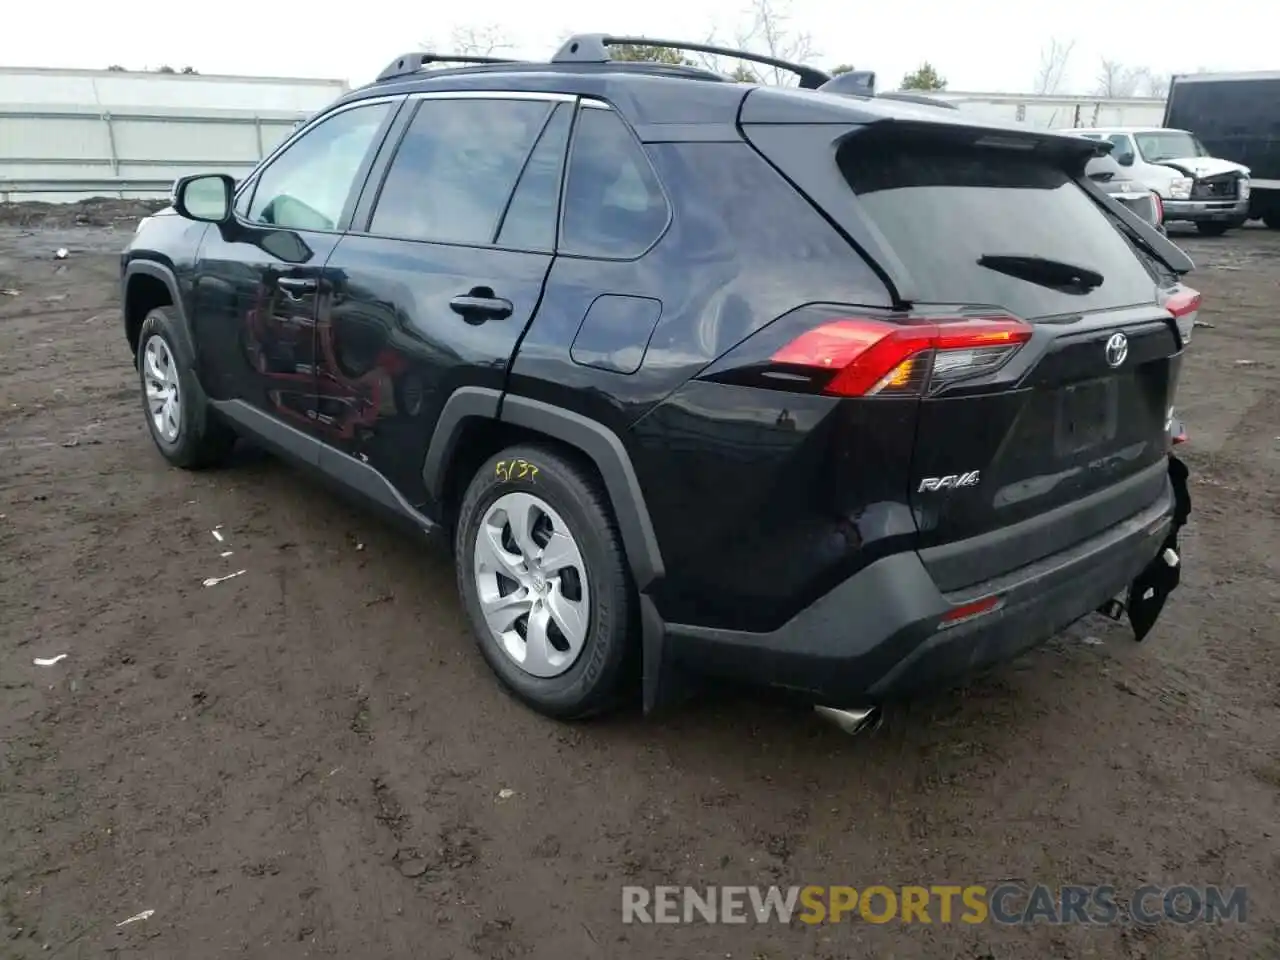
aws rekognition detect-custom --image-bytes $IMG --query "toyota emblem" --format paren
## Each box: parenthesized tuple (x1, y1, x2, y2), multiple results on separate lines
(1104, 332, 1129, 368)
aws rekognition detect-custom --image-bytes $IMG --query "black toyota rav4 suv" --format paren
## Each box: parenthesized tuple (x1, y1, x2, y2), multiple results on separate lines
(121, 36, 1196, 728)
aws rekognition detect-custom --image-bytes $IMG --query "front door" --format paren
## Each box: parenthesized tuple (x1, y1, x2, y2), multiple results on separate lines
(318, 95, 574, 505)
(189, 99, 399, 446)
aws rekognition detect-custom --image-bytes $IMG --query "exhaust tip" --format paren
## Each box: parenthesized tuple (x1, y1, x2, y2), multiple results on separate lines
(814, 705, 881, 736)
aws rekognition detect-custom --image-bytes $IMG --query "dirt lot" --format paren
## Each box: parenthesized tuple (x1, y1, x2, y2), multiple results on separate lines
(1, 203, 1277, 959)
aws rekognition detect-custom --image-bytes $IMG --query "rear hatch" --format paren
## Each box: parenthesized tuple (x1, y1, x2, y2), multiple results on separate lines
(742, 108, 1187, 591)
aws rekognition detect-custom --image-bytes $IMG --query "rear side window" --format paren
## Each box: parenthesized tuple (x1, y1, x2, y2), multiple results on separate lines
(369, 98, 552, 245)
(496, 103, 572, 251)
(561, 107, 668, 259)
(838, 141, 1158, 319)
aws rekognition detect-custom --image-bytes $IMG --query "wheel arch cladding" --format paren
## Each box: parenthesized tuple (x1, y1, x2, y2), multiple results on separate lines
(124, 262, 193, 364)
(499, 396, 665, 591)
(424, 389, 665, 591)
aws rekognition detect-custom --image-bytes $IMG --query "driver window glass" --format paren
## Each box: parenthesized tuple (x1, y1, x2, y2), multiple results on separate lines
(1107, 134, 1133, 157)
(247, 102, 391, 232)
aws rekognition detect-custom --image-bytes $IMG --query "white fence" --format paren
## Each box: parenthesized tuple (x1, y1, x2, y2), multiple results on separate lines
(0, 67, 348, 203)
(1, 69, 1175, 202)
(929, 92, 1168, 130)
(0, 106, 318, 202)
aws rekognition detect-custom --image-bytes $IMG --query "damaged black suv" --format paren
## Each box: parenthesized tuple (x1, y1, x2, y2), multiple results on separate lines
(120, 35, 1194, 727)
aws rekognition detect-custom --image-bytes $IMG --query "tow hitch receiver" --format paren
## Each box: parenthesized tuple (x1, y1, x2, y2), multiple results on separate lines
(1096, 454, 1192, 641)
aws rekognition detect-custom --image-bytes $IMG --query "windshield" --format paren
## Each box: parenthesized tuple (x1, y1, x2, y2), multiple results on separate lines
(1135, 131, 1208, 162)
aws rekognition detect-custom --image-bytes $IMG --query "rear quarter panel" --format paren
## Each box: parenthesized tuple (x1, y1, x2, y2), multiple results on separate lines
(506, 138, 899, 630)
(506, 138, 892, 434)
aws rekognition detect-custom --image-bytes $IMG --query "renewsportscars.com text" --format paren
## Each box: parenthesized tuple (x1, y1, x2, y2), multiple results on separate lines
(622, 884, 1248, 926)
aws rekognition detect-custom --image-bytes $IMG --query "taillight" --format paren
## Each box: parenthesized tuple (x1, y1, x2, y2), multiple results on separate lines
(1160, 286, 1201, 346)
(770, 315, 1033, 397)
(1163, 288, 1201, 318)
(1151, 190, 1164, 225)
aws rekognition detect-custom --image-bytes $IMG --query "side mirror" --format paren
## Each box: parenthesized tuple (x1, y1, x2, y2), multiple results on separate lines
(1115, 152, 1136, 167)
(173, 174, 235, 224)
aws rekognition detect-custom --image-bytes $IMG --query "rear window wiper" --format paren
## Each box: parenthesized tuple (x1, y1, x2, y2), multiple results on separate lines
(977, 254, 1104, 294)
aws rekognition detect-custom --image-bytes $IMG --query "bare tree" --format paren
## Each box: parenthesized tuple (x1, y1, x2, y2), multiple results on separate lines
(1095, 58, 1139, 97)
(1137, 70, 1172, 98)
(743, 0, 817, 85)
(610, 44, 694, 66)
(1095, 60, 1171, 98)
(693, 0, 819, 86)
(1035, 38, 1075, 95)
(422, 24, 512, 57)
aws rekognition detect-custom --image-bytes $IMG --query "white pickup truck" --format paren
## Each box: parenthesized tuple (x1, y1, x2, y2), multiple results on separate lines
(1060, 126, 1251, 236)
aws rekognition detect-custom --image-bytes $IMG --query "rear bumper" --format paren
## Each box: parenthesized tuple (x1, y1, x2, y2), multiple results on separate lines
(663, 476, 1176, 705)
(1161, 198, 1248, 222)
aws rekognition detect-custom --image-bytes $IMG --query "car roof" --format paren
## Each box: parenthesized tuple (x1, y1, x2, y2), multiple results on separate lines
(335, 64, 750, 127)
(335, 61, 1093, 145)
(324, 37, 1093, 143)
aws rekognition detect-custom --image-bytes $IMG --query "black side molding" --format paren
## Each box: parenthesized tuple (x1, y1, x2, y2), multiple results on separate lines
(499, 395, 666, 591)
(210, 399, 437, 534)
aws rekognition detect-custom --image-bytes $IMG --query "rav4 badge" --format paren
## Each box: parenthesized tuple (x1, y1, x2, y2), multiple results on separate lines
(918, 471, 981, 493)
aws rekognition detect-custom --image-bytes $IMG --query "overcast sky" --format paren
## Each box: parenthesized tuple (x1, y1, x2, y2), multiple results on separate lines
(1, 0, 1271, 93)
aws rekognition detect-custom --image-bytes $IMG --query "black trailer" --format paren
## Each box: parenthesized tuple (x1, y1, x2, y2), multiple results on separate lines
(1164, 71, 1280, 228)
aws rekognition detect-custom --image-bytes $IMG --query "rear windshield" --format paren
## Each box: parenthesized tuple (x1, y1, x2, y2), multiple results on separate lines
(839, 141, 1159, 319)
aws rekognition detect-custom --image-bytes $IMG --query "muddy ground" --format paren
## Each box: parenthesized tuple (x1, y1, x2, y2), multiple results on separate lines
(1, 203, 1277, 959)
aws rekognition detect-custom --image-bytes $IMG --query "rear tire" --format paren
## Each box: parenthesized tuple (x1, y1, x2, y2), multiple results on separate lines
(1195, 222, 1230, 236)
(136, 306, 236, 469)
(1264, 214, 1280, 230)
(454, 444, 635, 719)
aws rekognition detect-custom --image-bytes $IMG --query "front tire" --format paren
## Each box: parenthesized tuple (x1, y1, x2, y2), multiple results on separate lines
(136, 306, 236, 469)
(454, 444, 635, 719)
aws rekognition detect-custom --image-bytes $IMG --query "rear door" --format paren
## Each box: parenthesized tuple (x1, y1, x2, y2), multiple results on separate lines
(834, 133, 1181, 587)
(317, 93, 573, 505)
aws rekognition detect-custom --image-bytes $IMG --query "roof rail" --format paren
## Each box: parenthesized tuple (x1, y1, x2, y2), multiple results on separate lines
(552, 34, 831, 89)
(376, 52, 520, 83)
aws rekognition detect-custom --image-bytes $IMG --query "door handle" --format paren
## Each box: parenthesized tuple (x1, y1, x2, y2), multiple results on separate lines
(277, 276, 317, 300)
(450, 289, 513, 323)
